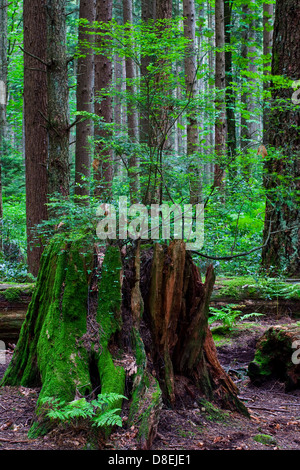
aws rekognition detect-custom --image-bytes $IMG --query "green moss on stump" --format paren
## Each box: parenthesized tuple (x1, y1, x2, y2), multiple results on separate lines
(1, 235, 127, 438)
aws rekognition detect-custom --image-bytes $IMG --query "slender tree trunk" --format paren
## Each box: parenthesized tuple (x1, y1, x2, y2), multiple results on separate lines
(123, 0, 139, 203)
(144, 0, 173, 205)
(94, 0, 113, 200)
(24, 0, 48, 276)
(240, 1, 259, 155)
(46, 0, 70, 198)
(0, 0, 8, 252)
(75, 0, 95, 203)
(139, 0, 155, 148)
(214, 0, 226, 190)
(224, 0, 236, 162)
(262, 2, 274, 144)
(183, 0, 202, 204)
(262, 0, 300, 277)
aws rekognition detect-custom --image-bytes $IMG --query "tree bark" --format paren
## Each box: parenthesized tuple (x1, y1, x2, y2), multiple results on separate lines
(224, 0, 236, 162)
(240, 1, 259, 160)
(262, 2, 274, 144)
(0, 0, 7, 252)
(262, 0, 300, 277)
(75, 0, 95, 203)
(123, 0, 139, 204)
(46, 0, 70, 198)
(94, 0, 113, 200)
(183, 0, 202, 205)
(1, 237, 248, 447)
(23, 0, 48, 276)
(214, 0, 226, 191)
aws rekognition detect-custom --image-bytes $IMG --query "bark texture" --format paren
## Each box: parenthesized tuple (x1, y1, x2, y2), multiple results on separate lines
(46, 0, 70, 197)
(24, 0, 48, 276)
(214, 0, 226, 190)
(183, 0, 202, 204)
(0, 0, 7, 246)
(94, 0, 113, 200)
(262, 0, 300, 277)
(75, 0, 95, 202)
(123, 0, 139, 203)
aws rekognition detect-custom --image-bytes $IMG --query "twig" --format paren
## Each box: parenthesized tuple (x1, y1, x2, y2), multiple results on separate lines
(19, 46, 48, 67)
(191, 221, 272, 261)
(0, 2, 13, 9)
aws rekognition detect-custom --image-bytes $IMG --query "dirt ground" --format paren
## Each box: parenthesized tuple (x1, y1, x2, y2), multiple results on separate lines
(0, 314, 300, 451)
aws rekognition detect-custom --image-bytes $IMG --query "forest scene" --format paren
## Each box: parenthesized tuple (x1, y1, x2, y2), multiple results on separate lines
(0, 0, 300, 455)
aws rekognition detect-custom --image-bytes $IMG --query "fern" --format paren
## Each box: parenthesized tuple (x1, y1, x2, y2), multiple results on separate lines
(92, 408, 123, 428)
(41, 393, 127, 430)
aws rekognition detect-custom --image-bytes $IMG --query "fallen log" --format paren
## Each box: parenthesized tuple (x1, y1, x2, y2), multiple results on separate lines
(0, 286, 33, 342)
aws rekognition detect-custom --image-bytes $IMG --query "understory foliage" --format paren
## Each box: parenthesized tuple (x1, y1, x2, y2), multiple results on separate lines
(41, 393, 127, 430)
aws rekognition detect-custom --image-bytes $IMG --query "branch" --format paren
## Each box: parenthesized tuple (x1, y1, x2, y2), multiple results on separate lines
(191, 221, 272, 261)
(19, 46, 48, 67)
(0, 2, 13, 9)
(191, 223, 299, 261)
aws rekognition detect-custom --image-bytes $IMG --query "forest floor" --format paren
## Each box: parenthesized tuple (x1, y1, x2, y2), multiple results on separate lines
(0, 313, 299, 451)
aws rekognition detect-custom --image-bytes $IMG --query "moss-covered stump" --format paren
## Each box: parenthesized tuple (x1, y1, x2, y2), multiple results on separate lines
(248, 325, 300, 391)
(1, 234, 248, 449)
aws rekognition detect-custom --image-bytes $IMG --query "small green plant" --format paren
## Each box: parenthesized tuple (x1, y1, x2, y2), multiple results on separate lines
(209, 304, 263, 331)
(208, 304, 242, 330)
(41, 392, 127, 430)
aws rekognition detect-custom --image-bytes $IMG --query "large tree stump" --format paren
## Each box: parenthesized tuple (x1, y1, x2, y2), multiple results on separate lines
(248, 325, 300, 391)
(1, 233, 248, 449)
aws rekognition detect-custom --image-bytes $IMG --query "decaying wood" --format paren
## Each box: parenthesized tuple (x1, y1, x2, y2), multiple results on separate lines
(1, 237, 248, 451)
(144, 240, 248, 414)
(248, 324, 300, 391)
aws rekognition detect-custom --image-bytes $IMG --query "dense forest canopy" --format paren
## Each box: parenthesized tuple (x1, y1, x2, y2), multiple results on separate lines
(0, 0, 298, 279)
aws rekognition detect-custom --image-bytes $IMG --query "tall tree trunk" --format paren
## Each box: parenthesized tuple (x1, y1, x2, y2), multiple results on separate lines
(224, 0, 236, 162)
(94, 0, 113, 200)
(46, 0, 70, 198)
(23, 0, 48, 276)
(214, 0, 226, 190)
(262, 2, 274, 144)
(0, 0, 8, 252)
(183, 0, 202, 204)
(123, 0, 139, 203)
(144, 0, 173, 205)
(75, 0, 95, 203)
(262, 0, 300, 277)
(139, 0, 155, 148)
(240, 1, 259, 159)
